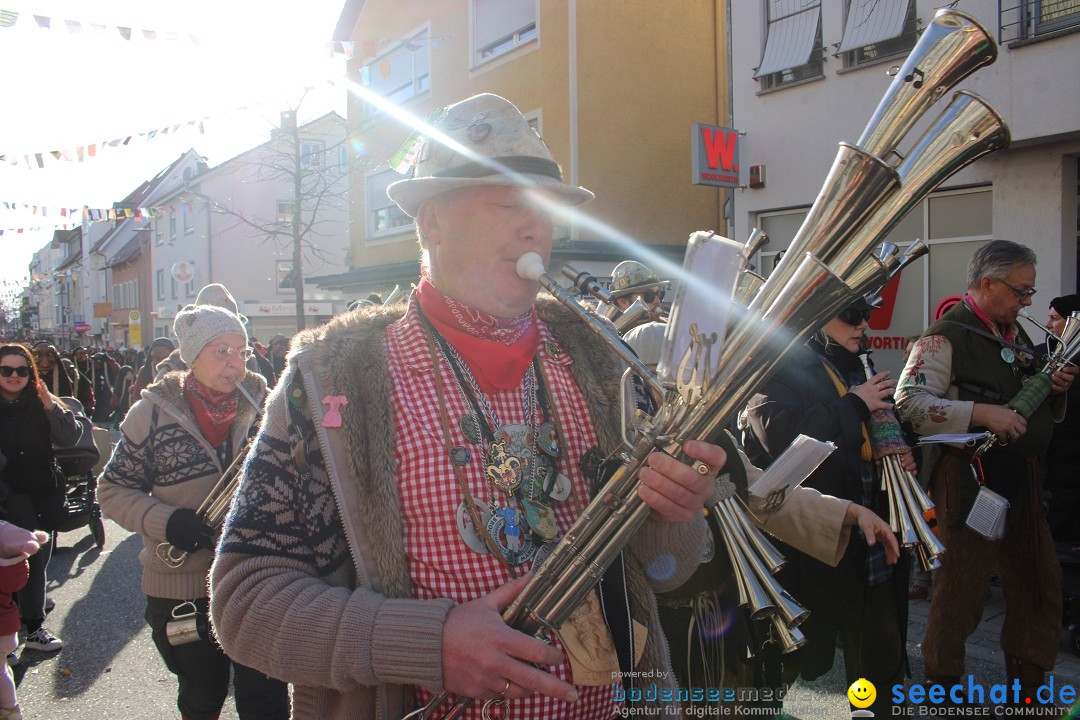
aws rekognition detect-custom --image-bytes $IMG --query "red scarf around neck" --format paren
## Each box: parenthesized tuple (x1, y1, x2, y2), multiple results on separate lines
(965, 294, 1015, 342)
(416, 277, 539, 394)
(184, 373, 239, 448)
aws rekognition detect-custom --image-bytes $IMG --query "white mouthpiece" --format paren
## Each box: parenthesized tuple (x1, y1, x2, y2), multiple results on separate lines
(516, 252, 546, 281)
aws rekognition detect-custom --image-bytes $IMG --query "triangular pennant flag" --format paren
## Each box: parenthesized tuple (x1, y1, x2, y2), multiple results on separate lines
(87, 144, 96, 157)
(0, 10, 18, 28)
(141, 29, 155, 40)
(107, 208, 116, 221)
(118, 26, 131, 40)
(34, 153, 44, 168)
(65, 19, 81, 33)
(91, 23, 107, 34)
(60, 208, 67, 217)
(50, 150, 61, 160)
(147, 130, 157, 139)
(76, 147, 84, 162)
(33, 14, 48, 29)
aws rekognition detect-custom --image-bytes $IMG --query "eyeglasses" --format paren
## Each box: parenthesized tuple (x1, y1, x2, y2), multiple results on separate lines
(210, 345, 254, 361)
(992, 277, 1037, 300)
(837, 307, 873, 326)
(0, 366, 30, 378)
(638, 289, 666, 304)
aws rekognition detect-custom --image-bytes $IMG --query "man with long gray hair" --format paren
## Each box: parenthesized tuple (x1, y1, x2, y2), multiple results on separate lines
(896, 239, 1076, 703)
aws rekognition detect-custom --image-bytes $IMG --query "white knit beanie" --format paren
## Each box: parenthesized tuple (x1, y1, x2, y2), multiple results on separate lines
(173, 305, 247, 364)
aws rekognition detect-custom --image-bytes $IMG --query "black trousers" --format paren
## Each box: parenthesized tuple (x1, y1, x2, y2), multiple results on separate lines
(146, 596, 289, 720)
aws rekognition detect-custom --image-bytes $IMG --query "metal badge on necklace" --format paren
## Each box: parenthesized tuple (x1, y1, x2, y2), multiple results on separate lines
(455, 499, 489, 555)
(486, 506, 536, 565)
(1001, 347, 1016, 364)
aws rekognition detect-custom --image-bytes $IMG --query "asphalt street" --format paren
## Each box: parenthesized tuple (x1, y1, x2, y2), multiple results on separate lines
(15, 517, 1080, 719)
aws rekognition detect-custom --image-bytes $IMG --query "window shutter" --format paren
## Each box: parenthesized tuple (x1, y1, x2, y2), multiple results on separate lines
(838, 0, 911, 53)
(755, 0, 821, 78)
(474, 0, 535, 49)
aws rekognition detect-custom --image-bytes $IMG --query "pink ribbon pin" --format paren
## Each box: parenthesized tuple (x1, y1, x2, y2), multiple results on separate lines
(321, 395, 348, 428)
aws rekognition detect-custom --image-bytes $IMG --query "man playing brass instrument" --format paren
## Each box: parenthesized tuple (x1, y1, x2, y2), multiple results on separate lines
(210, 93, 723, 720)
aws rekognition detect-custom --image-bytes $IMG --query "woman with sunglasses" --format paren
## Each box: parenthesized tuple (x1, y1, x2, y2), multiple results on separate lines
(741, 298, 911, 717)
(98, 305, 287, 720)
(0, 344, 80, 661)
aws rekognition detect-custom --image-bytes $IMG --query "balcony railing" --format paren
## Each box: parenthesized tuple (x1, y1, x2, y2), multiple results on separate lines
(1000, 0, 1080, 43)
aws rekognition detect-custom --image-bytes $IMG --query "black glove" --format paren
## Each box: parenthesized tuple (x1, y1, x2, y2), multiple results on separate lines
(165, 508, 216, 553)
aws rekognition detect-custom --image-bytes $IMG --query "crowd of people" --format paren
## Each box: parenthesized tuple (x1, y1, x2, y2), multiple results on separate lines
(0, 94, 1075, 720)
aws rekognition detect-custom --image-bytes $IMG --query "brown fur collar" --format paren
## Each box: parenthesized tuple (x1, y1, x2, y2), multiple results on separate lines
(291, 295, 627, 599)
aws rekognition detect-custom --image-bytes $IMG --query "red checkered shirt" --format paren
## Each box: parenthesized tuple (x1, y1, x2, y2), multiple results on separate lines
(386, 301, 620, 719)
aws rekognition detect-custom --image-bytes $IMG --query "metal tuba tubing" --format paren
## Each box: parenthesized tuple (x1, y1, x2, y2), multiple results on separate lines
(841, 91, 1009, 270)
(746, 145, 899, 314)
(712, 502, 776, 621)
(857, 9, 997, 159)
(715, 499, 809, 628)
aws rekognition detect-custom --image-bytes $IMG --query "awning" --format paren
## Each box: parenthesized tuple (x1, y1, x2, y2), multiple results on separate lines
(754, 0, 821, 78)
(838, 0, 911, 53)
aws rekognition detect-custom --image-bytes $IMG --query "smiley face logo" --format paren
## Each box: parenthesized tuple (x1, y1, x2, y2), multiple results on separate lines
(847, 678, 876, 709)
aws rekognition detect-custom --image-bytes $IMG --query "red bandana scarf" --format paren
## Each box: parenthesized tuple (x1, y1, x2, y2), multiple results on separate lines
(184, 373, 239, 448)
(416, 277, 539, 394)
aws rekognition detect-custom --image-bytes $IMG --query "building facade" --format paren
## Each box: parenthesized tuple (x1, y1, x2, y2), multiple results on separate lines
(324, 0, 734, 295)
(730, 0, 1080, 370)
(151, 112, 351, 342)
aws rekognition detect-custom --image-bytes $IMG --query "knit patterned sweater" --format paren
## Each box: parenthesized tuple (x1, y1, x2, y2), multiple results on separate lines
(98, 370, 266, 600)
(210, 298, 708, 720)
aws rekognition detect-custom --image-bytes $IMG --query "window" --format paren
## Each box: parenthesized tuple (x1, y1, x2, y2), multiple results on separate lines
(278, 201, 296, 226)
(300, 141, 325, 170)
(156, 269, 165, 300)
(839, 0, 918, 69)
(755, 0, 824, 91)
(185, 260, 196, 297)
(183, 206, 195, 234)
(171, 275, 178, 299)
(1001, 0, 1080, 42)
(473, 0, 536, 64)
(155, 221, 164, 246)
(169, 215, 177, 240)
(756, 209, 810, 277)
(366, 169, 413, 238)
(362, 28, 431, 104)
(337, 145, 349, 174)
(276, 260, 295, 292)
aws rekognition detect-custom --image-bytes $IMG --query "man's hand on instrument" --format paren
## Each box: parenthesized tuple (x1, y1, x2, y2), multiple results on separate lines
(441, 574, 578, 703)
(639, 439, 725, 523)
(972, 403, 1027, 443)
(1050, 365, 1078, 395)
(898, 449, 918, 475)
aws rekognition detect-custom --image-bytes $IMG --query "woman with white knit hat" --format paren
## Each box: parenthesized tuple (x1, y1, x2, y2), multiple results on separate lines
(99, 304, 288, 720)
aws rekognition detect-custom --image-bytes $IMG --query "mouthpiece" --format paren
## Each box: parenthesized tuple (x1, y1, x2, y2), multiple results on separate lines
(516, 252, 546, 281)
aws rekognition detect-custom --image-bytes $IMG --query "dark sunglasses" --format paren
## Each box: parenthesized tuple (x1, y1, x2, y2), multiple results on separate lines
(837, 307, 873, 326)
(639, 289, 666, 304)
(0, 366, 30, 378)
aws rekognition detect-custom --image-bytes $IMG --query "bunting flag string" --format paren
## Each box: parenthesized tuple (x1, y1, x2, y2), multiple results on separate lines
(0, 74, 342, 171)
(0, 117, 208, 170)
(0, 8, 202, 43)
(0, 199, 216, 234)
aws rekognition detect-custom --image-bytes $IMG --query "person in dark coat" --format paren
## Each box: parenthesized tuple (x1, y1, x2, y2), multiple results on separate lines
(743, 299, 909, 717)
(0, 343, 80, 658)
(1041, 293, 1080, 540)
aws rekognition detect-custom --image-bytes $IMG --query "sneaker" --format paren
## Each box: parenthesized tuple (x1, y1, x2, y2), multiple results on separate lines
(24, 627, 62, 652)
(4, 653, 15, 667)
(0, 705, 22, 719)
